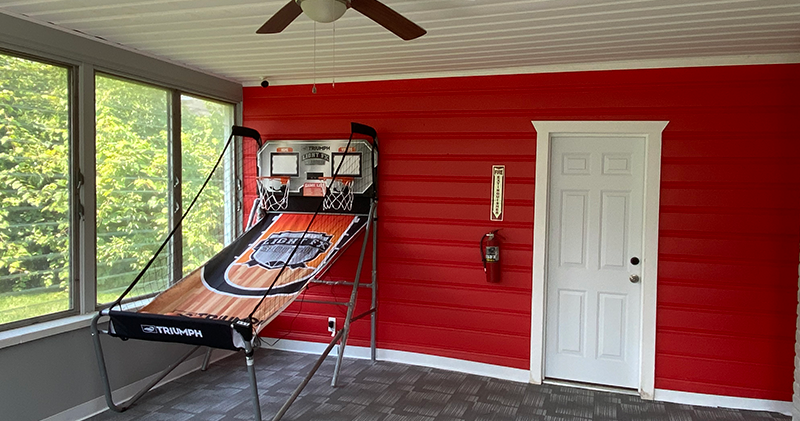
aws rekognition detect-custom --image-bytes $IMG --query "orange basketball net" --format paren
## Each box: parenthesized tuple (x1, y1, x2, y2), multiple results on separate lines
(320, 176, 354, 211)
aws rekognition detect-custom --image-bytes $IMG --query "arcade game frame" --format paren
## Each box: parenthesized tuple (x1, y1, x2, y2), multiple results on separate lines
(91, 123, 379, 421)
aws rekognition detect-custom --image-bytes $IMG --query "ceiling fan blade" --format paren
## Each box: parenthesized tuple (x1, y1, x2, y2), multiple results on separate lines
(256, 0, 302, 34)
(350, 0, 426, 40)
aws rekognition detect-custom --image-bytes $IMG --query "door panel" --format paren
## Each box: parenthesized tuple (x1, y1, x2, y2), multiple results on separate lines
(545, 135, 644, 389)
(597, 292, 626, 360)
(600, 192, 629, 269)
(557, 289, 586, 355)
(559, 191, 588, 267)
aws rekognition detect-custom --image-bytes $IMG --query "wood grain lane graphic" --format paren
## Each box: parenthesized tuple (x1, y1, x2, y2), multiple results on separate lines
(141, 213, 363, 329)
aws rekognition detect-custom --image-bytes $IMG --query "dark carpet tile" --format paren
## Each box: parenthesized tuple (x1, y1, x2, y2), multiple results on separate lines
(89, 349, 790, 421)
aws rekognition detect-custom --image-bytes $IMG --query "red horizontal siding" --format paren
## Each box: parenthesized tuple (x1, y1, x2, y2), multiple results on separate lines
(244, 63, 800, 401)
(656, 354, 793, 400)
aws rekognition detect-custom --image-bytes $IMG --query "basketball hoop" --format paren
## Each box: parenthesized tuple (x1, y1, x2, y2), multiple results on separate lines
(257, 176, 290, 211)
(320, 177, 354, 211)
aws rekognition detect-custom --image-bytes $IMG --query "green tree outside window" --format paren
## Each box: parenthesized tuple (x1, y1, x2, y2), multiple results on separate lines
(0, 54, 70, 324)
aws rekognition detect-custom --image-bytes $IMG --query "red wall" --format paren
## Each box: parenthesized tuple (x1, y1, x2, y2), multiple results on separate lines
(243, 64, 800, 401)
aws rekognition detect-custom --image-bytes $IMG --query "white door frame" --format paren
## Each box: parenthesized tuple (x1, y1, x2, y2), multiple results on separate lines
(530, 121, 668, 399)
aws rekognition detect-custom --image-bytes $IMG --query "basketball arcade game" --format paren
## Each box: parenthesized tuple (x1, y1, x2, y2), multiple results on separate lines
(91, 123, 378, 421)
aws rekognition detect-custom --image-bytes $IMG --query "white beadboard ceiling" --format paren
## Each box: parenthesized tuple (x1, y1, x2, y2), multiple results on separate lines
(1, 0, 799, 87)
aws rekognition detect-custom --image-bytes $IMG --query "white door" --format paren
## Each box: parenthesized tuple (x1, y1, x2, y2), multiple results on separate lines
(544, 135, 644, 388)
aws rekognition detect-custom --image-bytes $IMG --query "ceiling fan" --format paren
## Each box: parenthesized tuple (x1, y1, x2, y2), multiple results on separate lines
(257, 0, 426, 41)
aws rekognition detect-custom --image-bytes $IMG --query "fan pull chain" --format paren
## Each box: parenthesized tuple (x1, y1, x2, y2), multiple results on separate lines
(312, 22, 317, 94)
(332, 22, 336, 88)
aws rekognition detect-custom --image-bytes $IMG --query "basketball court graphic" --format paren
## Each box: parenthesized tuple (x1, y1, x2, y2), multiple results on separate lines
(140, 213, 365, 324)
(249, 231, 332, 270)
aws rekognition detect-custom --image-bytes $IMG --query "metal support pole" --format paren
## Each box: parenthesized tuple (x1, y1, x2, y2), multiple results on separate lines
(272, 329, 345, 421)
(331, 201, 376, 387)
(244, 341, 262, 421)
(309, 279, 374, 287)
(370, 202, 378, 362)
(201, 348, 213, 371)
(245, 198, 261, 230)
(91, 312, 200, 413)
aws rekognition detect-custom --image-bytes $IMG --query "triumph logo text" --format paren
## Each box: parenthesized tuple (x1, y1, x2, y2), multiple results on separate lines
(141, 325, 203, 338)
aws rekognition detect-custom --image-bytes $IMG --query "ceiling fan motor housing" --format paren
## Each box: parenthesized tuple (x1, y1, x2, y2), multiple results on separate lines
(297, 0, 349, 23)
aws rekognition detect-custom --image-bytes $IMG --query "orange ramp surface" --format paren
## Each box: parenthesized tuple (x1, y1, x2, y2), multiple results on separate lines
(140, 212, 366, 330)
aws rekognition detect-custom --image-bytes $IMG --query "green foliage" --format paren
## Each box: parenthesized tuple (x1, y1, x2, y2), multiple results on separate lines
(181, 96, 233, 274)
(94, 80, 235, 302)
(95, 75, 170, 300)
(0, 54, 70, 301)
(0, 55, 234, 322)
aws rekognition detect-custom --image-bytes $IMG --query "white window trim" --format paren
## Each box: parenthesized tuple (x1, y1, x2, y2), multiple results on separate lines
(529, 120, 667, 399)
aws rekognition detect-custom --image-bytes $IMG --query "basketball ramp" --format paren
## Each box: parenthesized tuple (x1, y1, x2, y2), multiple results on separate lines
(91, 123, 378, 421)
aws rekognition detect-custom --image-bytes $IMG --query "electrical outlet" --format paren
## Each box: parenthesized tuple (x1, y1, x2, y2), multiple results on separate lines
(328, 317, 336, 336)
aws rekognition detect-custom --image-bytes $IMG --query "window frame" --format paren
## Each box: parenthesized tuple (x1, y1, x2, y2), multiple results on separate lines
(0, 48, 80, 331)
(0, 41, 241, 335)
(94, 71, 174, 306)
(179, 93, 238, 275)
(92, 72, 240, 308)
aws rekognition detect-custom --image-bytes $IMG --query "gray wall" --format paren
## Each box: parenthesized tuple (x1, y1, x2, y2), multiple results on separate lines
(0, 327, 199, 421)
(0, 11, 242, 420)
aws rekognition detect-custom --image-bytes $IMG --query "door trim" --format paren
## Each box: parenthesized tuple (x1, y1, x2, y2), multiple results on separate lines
(530, 121, 668, 399)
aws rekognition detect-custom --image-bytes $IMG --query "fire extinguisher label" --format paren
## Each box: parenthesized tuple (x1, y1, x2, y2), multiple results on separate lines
(485, 246, 500, 262)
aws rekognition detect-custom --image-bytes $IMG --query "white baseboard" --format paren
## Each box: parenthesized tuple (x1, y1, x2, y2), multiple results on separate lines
(262, 338, 791, 416)
(653, 389, 791, 416)
(260, 337, 530, 383)
(378, 348, 531, 384)
(43, 349, 235, 421)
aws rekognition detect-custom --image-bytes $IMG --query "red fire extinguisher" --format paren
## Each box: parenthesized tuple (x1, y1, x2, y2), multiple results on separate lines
(481, 230, 501, 283)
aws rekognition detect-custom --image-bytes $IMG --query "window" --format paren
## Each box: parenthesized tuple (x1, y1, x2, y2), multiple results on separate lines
(95, 75, 170, 305)
(0, 48, 238, 331)
(0, 52, 72, 325)
(180, 95, 235, 274)
(94, 80, 238, 305)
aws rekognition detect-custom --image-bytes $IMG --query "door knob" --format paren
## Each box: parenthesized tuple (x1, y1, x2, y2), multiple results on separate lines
(629, 274, 640, 283)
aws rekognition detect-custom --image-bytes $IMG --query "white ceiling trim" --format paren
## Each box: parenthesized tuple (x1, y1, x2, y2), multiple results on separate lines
(248, 53, 800, 87)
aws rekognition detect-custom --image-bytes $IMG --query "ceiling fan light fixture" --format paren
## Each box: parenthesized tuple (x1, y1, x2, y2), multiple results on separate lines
(297, 0, 348, 23)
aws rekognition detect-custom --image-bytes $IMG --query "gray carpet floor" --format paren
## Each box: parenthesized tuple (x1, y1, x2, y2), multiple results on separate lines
(89, 348, 790, 421)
